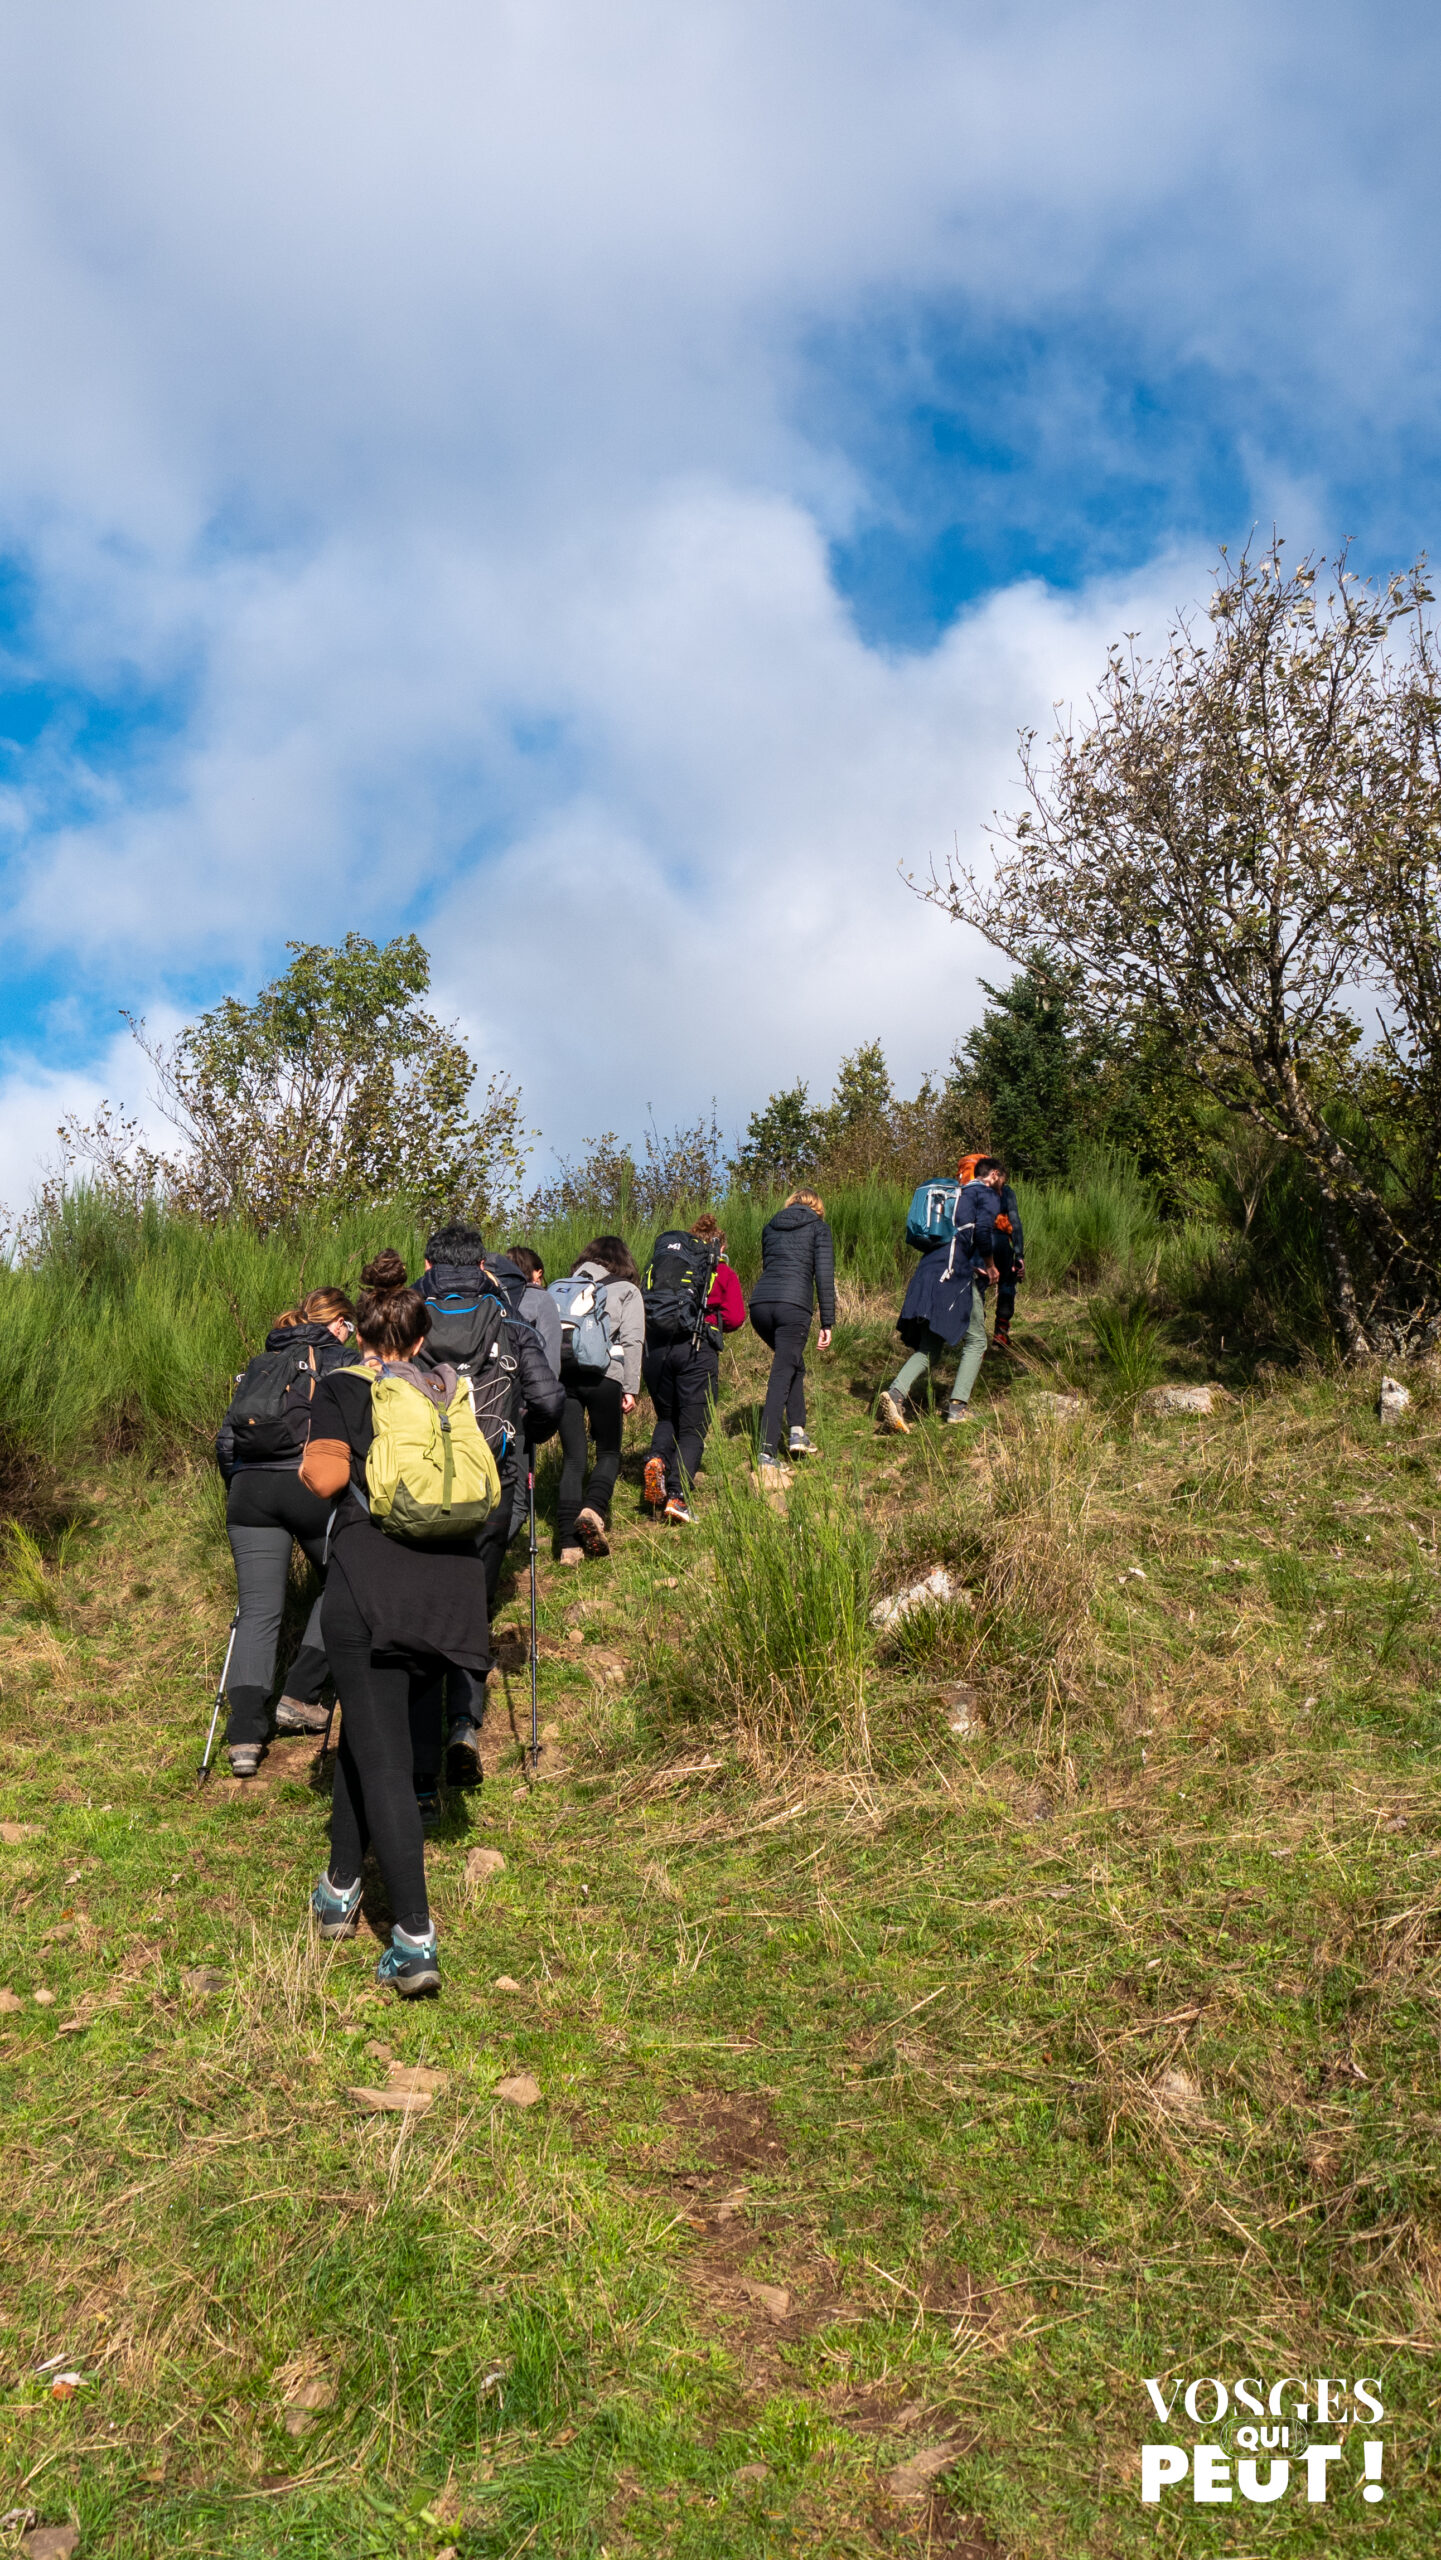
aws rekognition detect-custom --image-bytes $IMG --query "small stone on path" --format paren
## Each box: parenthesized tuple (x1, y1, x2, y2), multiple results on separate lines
(465, 1847, 506, 1885)
(348, 2084, 434, 2115)
(0, 1823, 40, 1844)
(22, 2529, 80, 2560)
(740, 2281, 790, 2323)
(1033, 1391, 1084, 1420)
(733, 2463, 769, 2486)
(1378, 1374, 1412, 1423)
(495, 2072, 541, 2108)
(33, 1989, 55, 2007)
(364, 2040, 393, 2065)
(0, 1987, 22, 2012)
(182, 1966, 226, 1996)
(885, 2443, 956, 2503)
(494, 1975, 523, 1992)
(386, 2064, 446, 2095)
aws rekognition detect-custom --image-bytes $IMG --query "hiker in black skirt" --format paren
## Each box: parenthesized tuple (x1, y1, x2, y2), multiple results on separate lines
(300, 1251, 493, 1998)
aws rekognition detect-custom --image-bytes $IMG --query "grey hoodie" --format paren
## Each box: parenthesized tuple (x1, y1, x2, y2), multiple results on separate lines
(573, 1258, 645, 1397)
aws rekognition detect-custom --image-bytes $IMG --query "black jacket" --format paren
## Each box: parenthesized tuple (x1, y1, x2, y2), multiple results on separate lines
(748, 1202, 836, 1330)
(215, 1320, 352, 1477)
(419, 1262, 565, 1448)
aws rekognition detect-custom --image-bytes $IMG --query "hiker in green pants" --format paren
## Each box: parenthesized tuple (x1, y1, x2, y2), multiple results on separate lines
(877, 1160, 1003, 1431)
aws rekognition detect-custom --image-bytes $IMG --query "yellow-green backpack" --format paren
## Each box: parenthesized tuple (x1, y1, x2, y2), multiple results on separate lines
(347, 1365, 501, 1543)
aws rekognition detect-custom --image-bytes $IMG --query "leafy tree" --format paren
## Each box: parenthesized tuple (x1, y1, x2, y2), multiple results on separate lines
(948, 963, 1087, 1180)
(924, 542, 1441, 1355)
(729, 1083, 823, 1191)
(54, 934, 528, 1233)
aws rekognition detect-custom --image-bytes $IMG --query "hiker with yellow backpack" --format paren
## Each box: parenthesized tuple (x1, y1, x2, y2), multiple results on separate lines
(299, 1251, 501, 1997)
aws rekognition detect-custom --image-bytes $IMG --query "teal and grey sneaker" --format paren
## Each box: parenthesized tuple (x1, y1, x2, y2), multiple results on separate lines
(944, 1400, 977, 1425)
(310, 1872, 362, 1939)
(376, 1926, 441, 1998)
(788, 1428, 819, 1457)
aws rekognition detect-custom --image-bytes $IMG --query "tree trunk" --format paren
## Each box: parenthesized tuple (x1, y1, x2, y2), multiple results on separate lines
(1314, 1183, 1370, 1359)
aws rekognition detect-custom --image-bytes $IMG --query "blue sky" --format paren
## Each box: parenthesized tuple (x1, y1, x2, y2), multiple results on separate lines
(0, 0, 1437, 1200)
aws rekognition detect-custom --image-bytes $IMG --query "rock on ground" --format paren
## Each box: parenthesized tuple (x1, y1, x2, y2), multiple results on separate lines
(1378, 1374, 1412, 1423)
(1142, 1384, 1214, 1415)
(1032, 1391, 1084, 1421)
(871, 1566, 963, 1631)
(884, 2443, 957, 2502)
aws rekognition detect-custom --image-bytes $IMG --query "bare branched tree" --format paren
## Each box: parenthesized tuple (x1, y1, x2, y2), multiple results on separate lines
(920, 543, 1441, 1355)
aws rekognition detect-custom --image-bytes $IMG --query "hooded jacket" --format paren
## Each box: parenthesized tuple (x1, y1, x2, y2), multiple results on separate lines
(571, 1258, 646, 1398)
(484, 1253, 563, 1376)
(748, 1202, 836, 1330)
(896, 1181, 1001, 1350)
(419, 1261, 565, 1447)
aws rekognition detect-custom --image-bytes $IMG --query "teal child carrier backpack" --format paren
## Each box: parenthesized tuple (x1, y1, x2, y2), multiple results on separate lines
(906, 1177, 961, 1251)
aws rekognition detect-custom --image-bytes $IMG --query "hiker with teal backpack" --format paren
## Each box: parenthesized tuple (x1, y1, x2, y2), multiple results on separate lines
(550, 1236, 645, 1563)
(299, 1252, 503, 1998)
(641, 1213, 746, 1524)
(876, 1159, 1003, 1432)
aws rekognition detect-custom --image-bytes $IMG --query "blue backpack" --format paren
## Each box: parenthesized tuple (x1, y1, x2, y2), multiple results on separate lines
(548, 1273, 617, 1379)
(906, 1177, 961, 1251)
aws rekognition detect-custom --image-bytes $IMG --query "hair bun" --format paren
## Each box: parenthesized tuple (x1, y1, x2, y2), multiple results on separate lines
(359, 1249, 408, 1294)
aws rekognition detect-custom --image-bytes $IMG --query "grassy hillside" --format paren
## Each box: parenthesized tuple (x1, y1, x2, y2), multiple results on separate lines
(0, 1243, 1436, 2555)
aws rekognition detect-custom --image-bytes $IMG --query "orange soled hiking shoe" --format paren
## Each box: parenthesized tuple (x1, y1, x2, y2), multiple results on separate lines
(575, 1506, 611, 1557)
(643, 1454, 668, 1512)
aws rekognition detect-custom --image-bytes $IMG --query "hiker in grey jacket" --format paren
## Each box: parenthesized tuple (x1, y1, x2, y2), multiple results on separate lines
(748, 1190, 835, 1467)
(556, 1236, 645, 1562)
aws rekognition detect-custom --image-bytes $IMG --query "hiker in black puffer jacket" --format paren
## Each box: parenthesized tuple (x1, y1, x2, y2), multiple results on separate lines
(748, 1190, 836, 1469)
(215, 1288, 356, 1778)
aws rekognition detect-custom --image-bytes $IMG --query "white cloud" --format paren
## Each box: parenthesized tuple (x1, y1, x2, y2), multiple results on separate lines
(0, 0, 1434, 1192)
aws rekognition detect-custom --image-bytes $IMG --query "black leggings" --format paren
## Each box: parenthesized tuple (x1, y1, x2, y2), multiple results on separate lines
(750, 1304, 811, 1455)
(556, 1376, 624, 1547)
(322, 1574, 432, 1936)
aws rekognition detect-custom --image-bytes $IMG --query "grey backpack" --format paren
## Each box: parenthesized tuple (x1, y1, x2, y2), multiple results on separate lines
(548, 1274, 616, 1379)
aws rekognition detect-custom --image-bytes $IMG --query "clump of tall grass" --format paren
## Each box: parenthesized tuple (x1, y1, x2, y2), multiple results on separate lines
(683, 1451, 877, 1764)
(1088, 1294, 1165, 1408)
(1019, 1150, 1160, 1289)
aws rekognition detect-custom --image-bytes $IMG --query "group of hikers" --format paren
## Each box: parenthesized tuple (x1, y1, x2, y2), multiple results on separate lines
(213, 1158, 1020, 1999)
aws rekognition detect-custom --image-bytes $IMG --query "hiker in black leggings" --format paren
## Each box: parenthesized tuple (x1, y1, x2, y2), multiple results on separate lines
(555, 1236, 645, 1562)
(748, 1190, 836, 1468)
(301, 1251, 493, 2000)
(217, 1287, 355, 1777)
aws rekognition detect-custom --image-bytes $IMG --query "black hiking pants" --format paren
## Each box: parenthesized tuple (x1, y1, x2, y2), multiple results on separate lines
(224, 1470, 331, 1746)
(749, 1303, 811, 1455)
(994, 1232, 1019, 1333)
(643, 1339, 719, 1500)
(406, 1450, 521, 1778)
(323, 1574, 432, 1936)
(556, 1375, 624, 1549)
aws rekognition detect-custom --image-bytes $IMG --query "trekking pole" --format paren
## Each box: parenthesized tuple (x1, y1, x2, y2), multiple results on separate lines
(526, 1439, 541, 1774)
(198, 1611, 240, 1782)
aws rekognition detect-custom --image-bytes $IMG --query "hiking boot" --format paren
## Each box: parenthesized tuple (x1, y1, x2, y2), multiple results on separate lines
(310, 1871, 362, 1939)
(944, 1400, 977, 1424)
(228, 1743, 263, 1778)
(274, 1695, 330, 1735)
(557, 1545, 584, 1567)
(989, 1328, 1012, 1353)
(876, 1391, 911, 1436)
(643, 1455, 668, 1512)
(575, 1506, 611, 1558)
(663, 1496, 694, 1525)
(446, 1720, 482, 1788)
(788, 1428, 818, 1457)
(376, 1925, 441, 1998)
(415, 1788, 442, 1829)
(757, 1450, 780, 1472)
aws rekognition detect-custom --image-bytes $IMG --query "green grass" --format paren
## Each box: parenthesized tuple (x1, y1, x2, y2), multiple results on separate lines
(1, 1233, 1438, 2553)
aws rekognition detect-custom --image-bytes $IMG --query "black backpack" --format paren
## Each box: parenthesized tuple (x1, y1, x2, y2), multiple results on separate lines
(643, 1230, 717, 1347)
(420, 1278, 518, 1458)
(221, 1335, 339, 1465)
